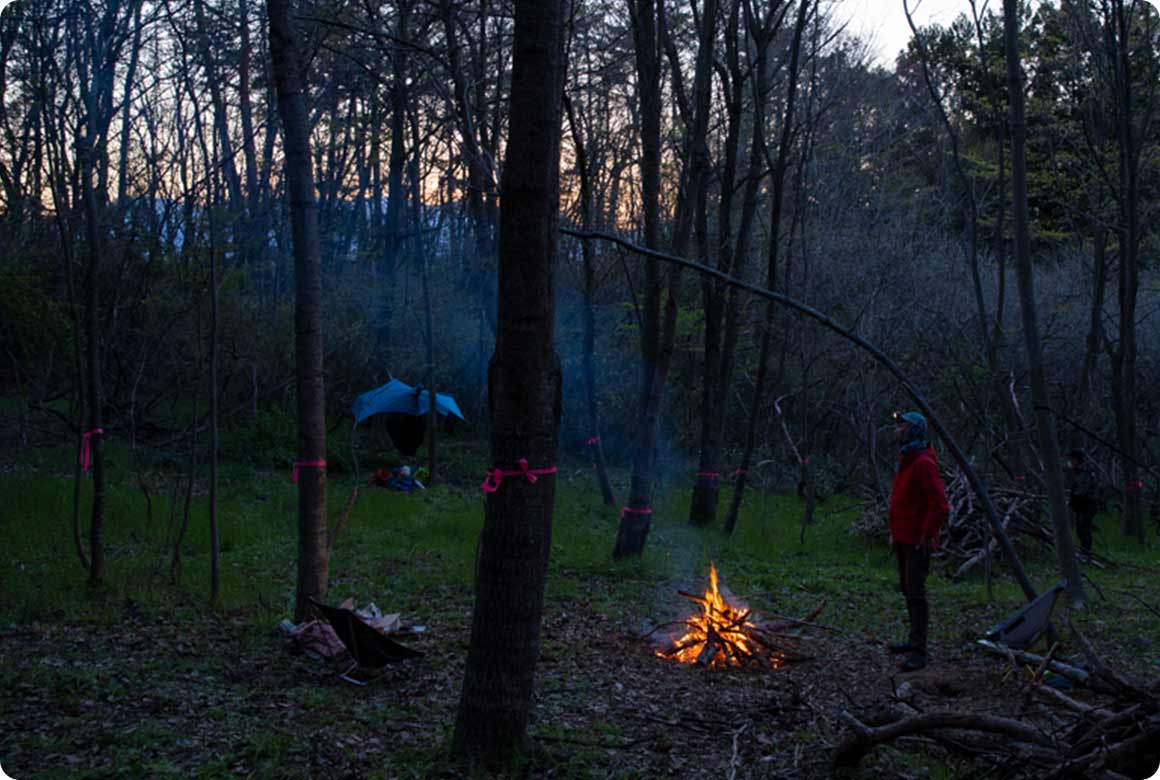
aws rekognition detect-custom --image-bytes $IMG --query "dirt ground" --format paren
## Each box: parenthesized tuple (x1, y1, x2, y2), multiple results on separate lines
(3, 588, 1119, 780)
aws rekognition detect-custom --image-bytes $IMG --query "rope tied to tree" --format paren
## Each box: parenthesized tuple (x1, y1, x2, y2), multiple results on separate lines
(292, 460, 327, 483)
(481, 459, 557, 494)
(79, 428, 104, 473)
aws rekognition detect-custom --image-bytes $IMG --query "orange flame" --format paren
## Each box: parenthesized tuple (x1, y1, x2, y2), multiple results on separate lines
(659, 562, 782, 669)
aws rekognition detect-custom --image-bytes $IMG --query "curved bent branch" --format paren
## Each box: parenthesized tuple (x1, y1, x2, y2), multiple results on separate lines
(835, 708, 1056, 768)
(563, 227, 1039, 603)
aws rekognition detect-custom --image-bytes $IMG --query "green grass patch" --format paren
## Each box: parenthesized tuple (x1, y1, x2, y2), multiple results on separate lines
(2, 444, 1160, 779)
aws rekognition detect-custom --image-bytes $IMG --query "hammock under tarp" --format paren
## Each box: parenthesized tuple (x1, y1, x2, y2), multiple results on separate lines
(351, 379, 464, 455)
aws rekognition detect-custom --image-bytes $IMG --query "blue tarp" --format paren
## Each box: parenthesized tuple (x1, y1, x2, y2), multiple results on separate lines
(352, 379, 465, 426)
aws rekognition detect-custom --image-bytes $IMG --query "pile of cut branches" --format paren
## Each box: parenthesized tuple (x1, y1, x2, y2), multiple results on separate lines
(852, 467, 1114, 577)
(835, 621, 1160, 779)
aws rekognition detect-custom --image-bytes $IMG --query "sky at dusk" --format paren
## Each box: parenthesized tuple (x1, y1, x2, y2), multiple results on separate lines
(838, 0, 980, 66)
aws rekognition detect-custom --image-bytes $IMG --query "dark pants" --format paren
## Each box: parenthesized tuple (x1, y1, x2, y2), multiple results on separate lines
(895, 542, 929, 653)
(1074, 509, 1096, 554)
(1071, 497, 1098, 554)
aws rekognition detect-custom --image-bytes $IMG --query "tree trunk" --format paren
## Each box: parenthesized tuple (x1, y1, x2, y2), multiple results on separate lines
(1112, 0, 1142, 541)
(691, 0, 743, 529)
(612, 0, 664, 558)
(452, 0, 565, 762)
(1002, 0, 1085, 604)
(424, 252, 437, 487)
(80, 137, 107, 589)
(268, 0, 329, 622)
(172, 304, 202, 583)
(724, 0, 812, 535)
(209, 198, 221, 605)
(115, 3, 142, 206)
(194, 0, 244, 215)
(441, 0, 496, 333)
(239, 0, 260, 211)
(385, 1, 411, 284)
(615, 0, 718, 550)
(51, 181, 91, 573)
(1073, 229, 1107, 450)
(563, 94, 615, 507)
(713, 15, 770, 533)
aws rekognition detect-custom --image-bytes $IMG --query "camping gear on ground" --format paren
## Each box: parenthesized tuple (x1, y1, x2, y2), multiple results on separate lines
(983, 580, 1067, 649)
(371, 465, 426, 491)
(309, 598, 423, 683)
(279, 618, 348, 660)
(352, 379, 465, 456)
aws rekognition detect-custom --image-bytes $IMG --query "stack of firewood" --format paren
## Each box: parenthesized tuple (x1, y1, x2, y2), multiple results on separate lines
(655, 596, 824, 670)
(836, 621, 1160, 779)
(853, 467, 1114, 576)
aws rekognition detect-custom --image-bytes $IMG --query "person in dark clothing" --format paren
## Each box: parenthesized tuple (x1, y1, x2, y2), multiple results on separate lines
(887, 411, 950, 672)
(1066, 449, 1100, 555)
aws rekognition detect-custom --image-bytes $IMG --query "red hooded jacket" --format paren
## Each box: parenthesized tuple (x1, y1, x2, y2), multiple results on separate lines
(889, 446, 949, 547)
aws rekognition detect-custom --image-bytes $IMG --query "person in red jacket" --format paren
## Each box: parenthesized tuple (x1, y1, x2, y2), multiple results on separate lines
(887, 411, 949, 671)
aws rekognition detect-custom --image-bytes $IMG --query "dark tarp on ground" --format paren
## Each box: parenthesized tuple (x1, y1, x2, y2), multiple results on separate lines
(309, 598, 423, 668)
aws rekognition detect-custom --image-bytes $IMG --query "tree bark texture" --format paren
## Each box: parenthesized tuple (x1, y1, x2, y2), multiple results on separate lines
(1112, 0, 1142, 541)
(452, 0, 565, 762)
(725, 0, 811, 535)
(268, 0, 329, 622)
(81, 136, 106, 589)
(690, 0, 747, 529)
(1002, 0, 1085, 604)
(613, 0, 665, 558)
(75, 0, 132, 587)
(209, 202, 221, 605)
(441, 0, 496, 330)
(665, 0, 720, 528)
(563, 94, 615, 507)
(1073, 229, 1107, 451)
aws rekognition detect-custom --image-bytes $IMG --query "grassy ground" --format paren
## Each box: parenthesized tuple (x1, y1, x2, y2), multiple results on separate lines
(1, 436, 1159, 779)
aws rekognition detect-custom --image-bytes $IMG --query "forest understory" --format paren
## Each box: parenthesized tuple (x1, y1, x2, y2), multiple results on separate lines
(2, 432, 1158, 779)
(2, 574, 1157, 780)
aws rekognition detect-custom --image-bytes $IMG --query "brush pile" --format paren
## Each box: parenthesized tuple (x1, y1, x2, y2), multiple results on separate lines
(835, 621, 1160, 779)
(853, 467, 1114, 577)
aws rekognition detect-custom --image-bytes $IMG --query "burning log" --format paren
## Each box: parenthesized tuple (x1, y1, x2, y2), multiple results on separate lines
(653, 562, 815, 670)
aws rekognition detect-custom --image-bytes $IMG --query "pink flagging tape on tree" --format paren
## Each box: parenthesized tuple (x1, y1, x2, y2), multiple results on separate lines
(79, 428, 104, 473)
(292, 460, 327, 483)
(1125, 480, 1145, 492)
(620, 506, 653, 520)
(481, 458, 557, 493)
(733, 468, 749, 477)
(696, 471, 721, 481)
(586, 436, 601, 446)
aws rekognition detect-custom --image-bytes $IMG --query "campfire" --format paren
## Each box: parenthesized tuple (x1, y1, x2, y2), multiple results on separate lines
(656, 562, 814, 670)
